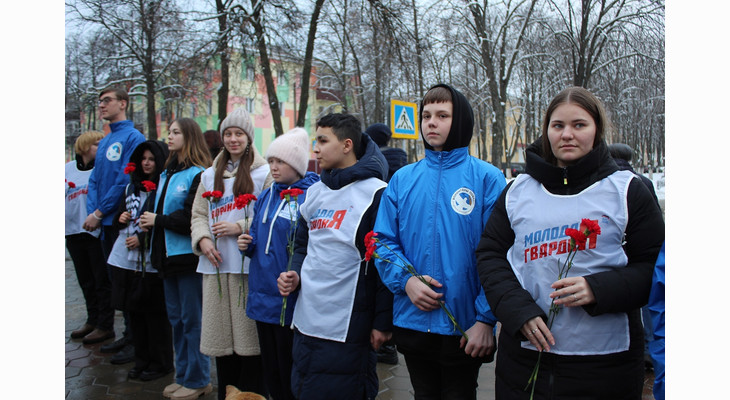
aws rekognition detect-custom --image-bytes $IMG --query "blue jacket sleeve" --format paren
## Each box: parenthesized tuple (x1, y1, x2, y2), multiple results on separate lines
(372, 178, 413, 295)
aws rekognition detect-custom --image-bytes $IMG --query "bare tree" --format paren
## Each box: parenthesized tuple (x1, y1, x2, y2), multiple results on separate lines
(66, 0, 206, 139)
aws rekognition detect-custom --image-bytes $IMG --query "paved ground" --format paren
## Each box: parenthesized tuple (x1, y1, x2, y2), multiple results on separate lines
(65, 252, 656, 399)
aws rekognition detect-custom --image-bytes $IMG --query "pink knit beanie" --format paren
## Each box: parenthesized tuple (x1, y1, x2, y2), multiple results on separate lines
(265, 127, 311, 177)
(219, 107, 254, 143)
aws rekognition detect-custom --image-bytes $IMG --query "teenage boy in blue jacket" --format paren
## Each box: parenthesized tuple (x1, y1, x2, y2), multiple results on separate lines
(373, 84, 506, 398)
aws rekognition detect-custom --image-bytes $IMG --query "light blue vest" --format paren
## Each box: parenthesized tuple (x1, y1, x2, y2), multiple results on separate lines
(506, 170, 634, 355)
(155, 166, 204, 256)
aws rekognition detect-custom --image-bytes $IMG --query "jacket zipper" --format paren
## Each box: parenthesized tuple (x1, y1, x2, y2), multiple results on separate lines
(562, 167, 568, 185)
(428, 153, 444, 333)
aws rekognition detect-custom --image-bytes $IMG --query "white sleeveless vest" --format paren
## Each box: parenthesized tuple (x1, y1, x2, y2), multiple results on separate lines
(107, 190, 156, 273)
(196, 165, 269, 274)
(292, 178, 387, 342)
(505, 170, 634, 355)
(65, 161, 100, 238)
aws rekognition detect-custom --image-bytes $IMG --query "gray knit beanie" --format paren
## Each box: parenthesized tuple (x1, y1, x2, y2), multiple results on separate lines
(265, 127, 311, 177)
(219, 108, 254, 143)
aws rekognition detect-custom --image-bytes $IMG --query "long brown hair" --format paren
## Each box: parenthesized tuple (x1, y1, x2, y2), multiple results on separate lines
(214, 134, 254, 197)
(541, 87, 611, 166)
(166, 118, 212, 169)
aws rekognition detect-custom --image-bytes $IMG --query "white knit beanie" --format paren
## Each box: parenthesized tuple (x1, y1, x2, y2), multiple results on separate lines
(219, 107, 254, 143)
(266, 127, 311, 177)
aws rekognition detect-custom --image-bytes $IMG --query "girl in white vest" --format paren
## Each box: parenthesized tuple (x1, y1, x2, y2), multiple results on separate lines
(66, 131, 116, 343)
(191, 108, 272, 400)
(106, 140, 173, 381)
(476, 87, 664, 399)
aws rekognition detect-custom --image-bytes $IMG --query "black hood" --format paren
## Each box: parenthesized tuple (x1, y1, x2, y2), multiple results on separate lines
(419, 83, 474, 152)
(129, 140, 169, 187)
(525, 138, 618, 192)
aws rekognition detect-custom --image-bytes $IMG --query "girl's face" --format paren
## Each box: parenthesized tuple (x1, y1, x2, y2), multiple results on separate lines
(140, 149, 156, 175)
(268, 157, 300, 186)
(167, 122, 185, 153)
(223, 127, 249, 160)
(83, 139, 100, 161)
(547, 103, 597, 167)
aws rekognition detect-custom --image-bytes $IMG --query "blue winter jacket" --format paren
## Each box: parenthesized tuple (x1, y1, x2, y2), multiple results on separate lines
(245, 171, 320, 325)
(373, 146, 505, 335)
(87, 120, 145, 226)
(649, 242, 665, 400)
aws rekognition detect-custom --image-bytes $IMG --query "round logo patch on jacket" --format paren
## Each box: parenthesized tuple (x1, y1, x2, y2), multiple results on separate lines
(451, 187, 475, 215)
(106, 142, 123, 161)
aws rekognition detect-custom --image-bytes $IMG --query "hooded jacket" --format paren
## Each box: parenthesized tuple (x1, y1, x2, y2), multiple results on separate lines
(86, 120, 146, 225)
(287, 133, 392, 399)
(373, 83, 505, 336)
(244, 171, 320, 325)
(475, 138, 664, 398)
(109, 140, 169, 270)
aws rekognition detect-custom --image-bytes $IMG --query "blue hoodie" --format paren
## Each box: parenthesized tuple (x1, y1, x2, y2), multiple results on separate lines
(245, 171, 320, 325)
(373, 83, 505, 336)
(87, 120, 146, 226)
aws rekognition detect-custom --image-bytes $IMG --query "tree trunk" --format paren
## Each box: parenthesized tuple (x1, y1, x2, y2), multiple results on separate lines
(296, 0, 326, 128)
(216, 0, 230, 126)
(251, 1, 283, 137)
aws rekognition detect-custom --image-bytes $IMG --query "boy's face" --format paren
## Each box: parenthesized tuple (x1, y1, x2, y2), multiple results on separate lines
(421, 101, 453, 151)
(314, 126, 351, 170)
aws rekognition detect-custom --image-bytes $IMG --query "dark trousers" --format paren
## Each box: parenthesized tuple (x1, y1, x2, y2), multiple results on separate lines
(215, 354, 268, 400)
(130, 309, 174, 372)
(66, 233, 114, 330)
(256, 321, 295, 400)
(394, 327, 484, 400)
(101, 225, 132, 339)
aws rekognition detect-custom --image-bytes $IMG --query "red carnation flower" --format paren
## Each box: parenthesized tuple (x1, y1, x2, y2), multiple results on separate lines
(565, 228, 587, 247)
(210, 190, 223, 200)
(124, 163, 136, 174)
(581, 218, 601, 235)
(234, 194, 257, 209)
(280, 188, 304, 200)
(67, 181, 76, 188)
(141, 180, 157, 192)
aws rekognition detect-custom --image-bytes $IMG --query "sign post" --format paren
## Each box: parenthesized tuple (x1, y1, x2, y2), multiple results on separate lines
(390, 99, 419, 140)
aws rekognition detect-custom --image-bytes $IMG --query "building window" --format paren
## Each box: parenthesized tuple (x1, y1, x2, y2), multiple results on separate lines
(207, 99, 213, 115)
(246, 65, 255, 81)
(246, 97, 255, 113)
(278, 70, 288, 86)
(190, 103, 197, 117)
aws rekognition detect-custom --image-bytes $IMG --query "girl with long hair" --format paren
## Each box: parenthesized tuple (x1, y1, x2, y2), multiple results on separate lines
(191, 108, 272, 400)
(139, 118, 213, 400)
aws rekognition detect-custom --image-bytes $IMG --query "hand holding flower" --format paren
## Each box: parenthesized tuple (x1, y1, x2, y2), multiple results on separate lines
(138, 211, 156, 230)
(462, 321, 495, 358)
(277, 270, 300, 297)
(119, 211, 132, 224)
(521, 317, 554, 352)
(549, 276, 595, 307)
(125, 235, 140, 250)
(237, 233, 252, 251)
(211, 220, 243, 238)
(405, 275, 443, 311)
(199, 237, 223, 267)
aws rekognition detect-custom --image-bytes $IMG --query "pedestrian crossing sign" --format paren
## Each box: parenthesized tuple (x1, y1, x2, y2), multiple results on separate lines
(390, 99, 419, 140)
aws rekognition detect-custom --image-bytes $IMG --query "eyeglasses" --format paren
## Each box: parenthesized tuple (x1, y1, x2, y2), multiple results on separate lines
(98, 97, 118, 105)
